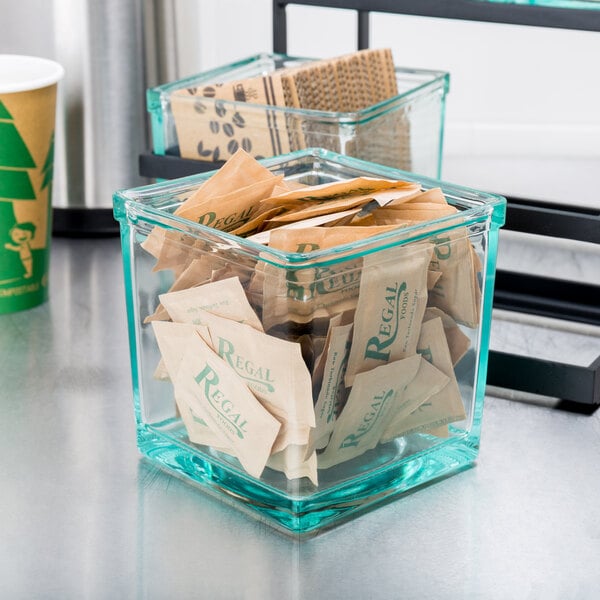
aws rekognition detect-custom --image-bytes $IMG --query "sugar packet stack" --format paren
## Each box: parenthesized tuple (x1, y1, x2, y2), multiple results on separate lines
(143, 149, 479, 485)
(170, 48, 410, 171)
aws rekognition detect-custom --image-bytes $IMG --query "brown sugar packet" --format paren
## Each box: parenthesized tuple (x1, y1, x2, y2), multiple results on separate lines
(181, 308, 315, 449)
(170, 71, 292, 162)
(308, 320, 353, 454)
(423, 307, 471, 366)
(345, 243, 433, 387)
(425, 425, 450, 438)
(176, 399, 232, 450)
(266, 444, 318, 486)
(371, 204, 458, 223)
(428, 229, 480, 328)
(318, 354, 425, 469)
(428, 270, 443, 290)
(145, 229, 197, 276)
(143, 149, 278, 274)
(257, 217, 391, 330)
(380, 353, 450, 443)
(259, 245, 361, 332)
(311, 314, 343, 392)
(397, 187, 448, 206)
(247, 207, 364, 245)
(271, 423, 313, 455)
(381, 317, 465, 442)
(173, 331, 281, 478)
(259, 177, 418, 211)
(226, 174, 308, 238)
(262, 184, 421, 227)
(177, 398, 234, 452)
(159, 276, 263, 332)
(267, 225, 403, 253)
(176, 173, 283, 233)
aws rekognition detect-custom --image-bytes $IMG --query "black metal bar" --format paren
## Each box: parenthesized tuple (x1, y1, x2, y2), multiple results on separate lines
(357, 10, 370, 49)
(487, 351, 600, 405)
(139, 152, 222, 180)
(52, 208, 119, 238)
(276, 0, 600, 32)
(273, 1, 288, 53)
(504, 196, 600, 244)
(493, 270, 600, 327)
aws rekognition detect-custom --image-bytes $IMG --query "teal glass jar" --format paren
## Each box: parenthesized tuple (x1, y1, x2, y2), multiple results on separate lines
(113, 148, 505, 536)
(147, 53, 450, 179)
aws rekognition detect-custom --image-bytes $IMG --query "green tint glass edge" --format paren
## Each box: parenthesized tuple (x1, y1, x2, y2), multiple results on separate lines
(114, 148, 505, 269)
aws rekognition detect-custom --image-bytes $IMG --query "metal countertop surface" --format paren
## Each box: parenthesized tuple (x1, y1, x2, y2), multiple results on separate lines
(1, 237, 599, 600)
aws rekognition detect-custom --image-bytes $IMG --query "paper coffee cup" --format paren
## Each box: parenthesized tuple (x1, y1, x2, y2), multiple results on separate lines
(0, 55, 64, 314)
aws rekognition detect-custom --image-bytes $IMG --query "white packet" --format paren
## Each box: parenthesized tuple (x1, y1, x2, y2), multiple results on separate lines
(266, 444, 318, 486)
(184, 308, 315, 449)
(151, 321, 228, 448)
(159, 276, 263, 331)
(173, 332, 281, 478)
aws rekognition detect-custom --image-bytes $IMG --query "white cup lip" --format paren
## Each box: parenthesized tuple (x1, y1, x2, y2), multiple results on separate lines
(0, 54, 64, 94)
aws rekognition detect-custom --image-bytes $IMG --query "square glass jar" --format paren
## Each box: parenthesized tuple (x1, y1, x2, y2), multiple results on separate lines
(147, 53, 449, 179)
(114, 148, 505, 535)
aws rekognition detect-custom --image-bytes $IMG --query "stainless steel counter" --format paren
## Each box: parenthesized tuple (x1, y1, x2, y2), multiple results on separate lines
(1, 238, 599, 599)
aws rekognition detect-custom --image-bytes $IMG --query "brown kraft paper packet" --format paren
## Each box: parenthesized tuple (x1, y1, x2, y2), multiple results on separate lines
(308, 321, 353, 454)
(170, 72, 293, 162)
(428, 229, 480, 328)
(318, 354, 424, 468)
(423, 307, 471, 367)
(260, 253, 362, 332)
(151, 321, 225, 448)
(380, 356, 449, 441)
(260, 224, 403, 332)
(381, 317, 465, 441)
(143, 149, 279, 273)
(345, 242, 433, 386)
(151, 320, 212, 379)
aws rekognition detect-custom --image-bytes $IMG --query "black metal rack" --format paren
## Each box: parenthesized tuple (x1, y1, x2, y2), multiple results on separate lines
(139, 1, 600, 404)
(275, 1, 600, 406)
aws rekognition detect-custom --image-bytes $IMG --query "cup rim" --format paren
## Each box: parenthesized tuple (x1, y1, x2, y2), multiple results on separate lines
(0, 54, 64, 94)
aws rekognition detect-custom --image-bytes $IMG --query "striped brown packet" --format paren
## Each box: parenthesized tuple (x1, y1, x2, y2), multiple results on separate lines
(171, 72, 291, 162)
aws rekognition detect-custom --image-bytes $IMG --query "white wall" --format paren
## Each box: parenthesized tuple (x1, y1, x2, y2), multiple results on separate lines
(176, 1, 600, 205)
